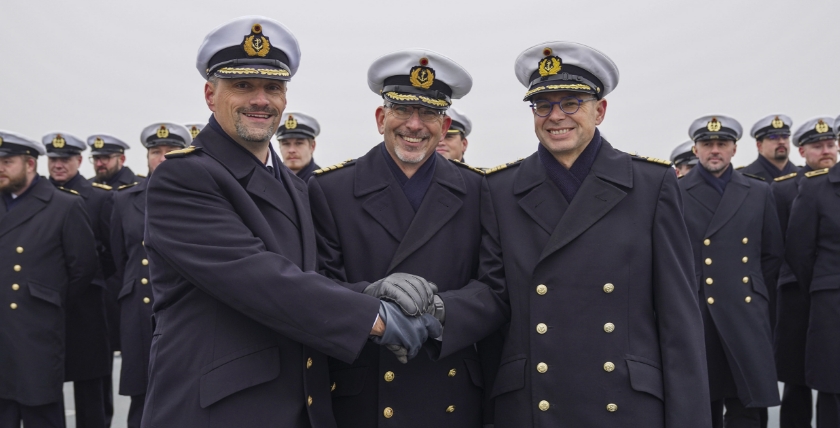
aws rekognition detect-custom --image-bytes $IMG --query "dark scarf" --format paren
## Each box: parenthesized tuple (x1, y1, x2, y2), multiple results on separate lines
(698, 163, 733, 195)
(757, 154, 797, 179)
(538, 128, 603, 202)
(296, 159, 318, 181)
(380, 142, 437, 212)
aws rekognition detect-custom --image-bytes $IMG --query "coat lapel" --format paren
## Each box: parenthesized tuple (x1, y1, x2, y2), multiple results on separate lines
(279, 164, 317, 270)
(131, 181, 148, 216)
(704, 170, 750, 237)
(514, 154, 567, 235)
(355, 146, 415, 242)
(683, 169, 720, 214)
(0, 178, 52, 239)
(387, 156, 465, 273)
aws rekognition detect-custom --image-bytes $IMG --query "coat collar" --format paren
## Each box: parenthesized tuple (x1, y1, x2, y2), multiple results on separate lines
(0, 177, 54, 238)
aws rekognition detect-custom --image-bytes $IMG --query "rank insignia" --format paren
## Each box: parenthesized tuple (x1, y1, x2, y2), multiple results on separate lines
(707, 117, 722, 132)
(52, 134, 66, 148)
(243, 23, 271, 58)
(285, 115, 298, 129)
(538, 56, 562, 77)
(771, 116, 784, 129)
(409, 66, 435, 89)
(94, 137, 105, 149)
(816, 119, 829, 134)
(190, 126, 200, 139)
(156, 125, 169, 139)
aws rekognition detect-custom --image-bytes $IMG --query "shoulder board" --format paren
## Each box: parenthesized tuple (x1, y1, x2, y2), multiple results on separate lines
(117, 182, 139, 191)
(448, 159, 485, 175)
(631, 154, 672, 167)
(58, 186, 80, 196)
(313, 159, 355, 176)
(805, 168, 829, 178)
(485, 158, 524, 175)
(742, 172, 765, 181)
(164, 145, 201, 159)
(735, 166, 746, 170)
(91, 182, 113, 191)
(773, 172, 797, 182)
(136, 174, 147, 178)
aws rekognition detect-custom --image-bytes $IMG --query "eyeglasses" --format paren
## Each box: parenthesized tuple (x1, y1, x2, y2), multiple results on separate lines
(763, 134, 790, 141)
(530, 96, 598, 117)
(88, 154, 120, 164)
(385, 104, 445, 123)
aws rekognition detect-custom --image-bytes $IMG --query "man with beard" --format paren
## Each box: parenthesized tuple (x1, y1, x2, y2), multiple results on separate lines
(88, 135, 143, 186)
(277, 111, 320, 182)
(308, 49, 497, 427)
(110, 123, 192, 428)
(140, 17, 440, 428)
(771, 117, 837, 428)
(671, 140, 699, 177)
(436, 107, 471, 163)
(44, 132, 114, 428)
(740, 114, 798, 181)
(0, 131, 98, 428)
(679, 115, 783, 428)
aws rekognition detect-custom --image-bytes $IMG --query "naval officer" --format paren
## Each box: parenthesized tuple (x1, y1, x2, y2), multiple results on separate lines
(140, 16, 440, 428)
(671, 140, 699, 177)
(436, 106, 471, 162)
(0, 131, 98, 428)
(277, 111, 320, 181)
(88, 134, 144, 187)
(740, 114, 798, 181)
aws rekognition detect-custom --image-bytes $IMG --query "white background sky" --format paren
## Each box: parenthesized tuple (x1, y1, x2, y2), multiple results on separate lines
(3, 0, 839, 177)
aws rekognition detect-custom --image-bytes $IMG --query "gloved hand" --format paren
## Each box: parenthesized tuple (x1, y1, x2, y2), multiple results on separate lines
(364, 273, 438, 317)
(372, 301, 443, 363)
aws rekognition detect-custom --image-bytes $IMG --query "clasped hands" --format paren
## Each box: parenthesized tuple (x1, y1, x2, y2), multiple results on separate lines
(365, 273, 445, 364)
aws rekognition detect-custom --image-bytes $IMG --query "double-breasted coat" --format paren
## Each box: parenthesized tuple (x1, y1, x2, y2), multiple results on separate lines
(308, 146, 504, 428)
(679, 167, 783, 406)
(140, 124, 381, 428)
(0, 177, 98, 405)
(740, 157, 799, 182)
(479, 141, 711, 428)
(786, 165, 840, 393)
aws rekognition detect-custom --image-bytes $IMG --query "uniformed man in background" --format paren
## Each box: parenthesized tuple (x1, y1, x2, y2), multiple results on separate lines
(679, 115, 783, 427)
(785, 118, 840, 428)
(309, 48, 498, 428)
(771, 116, 838, 428)
(0, 131, 98, 428)
(436, 106, 471, 162)
(45, 132, 114, 428)
(277, 111, 320, 181)
(475, 42, 710, 428)
(671, 140, 698, 177)
(740, 114, 798, 181)
(185, 123, 204, 140)
(110, 123, 192, 428)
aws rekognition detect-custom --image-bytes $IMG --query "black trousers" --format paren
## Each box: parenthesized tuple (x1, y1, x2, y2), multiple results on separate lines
(712, 398, 762, 428)
(73, 377, 107, 428)
(0, 398, 65, 428)
(127, 395, 145, 428)
(817, 392, 840, 428)
(781, 383, 813, 428)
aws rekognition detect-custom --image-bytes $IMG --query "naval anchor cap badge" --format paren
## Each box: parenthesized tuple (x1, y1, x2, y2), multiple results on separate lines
(94, 137, 105, 149)
(285, 115, 298, 129)
(409, 58, 435, 89)
(816, 119, 830, 134)
(707, 117, 722, 132)
(538, 56, 562, 77)
(190, 126, 200, 139)
(52, 134, 66, 148)
(771, 116, 784, 129)
(156, 125, 170, 139)
(243, 23, 271, 57)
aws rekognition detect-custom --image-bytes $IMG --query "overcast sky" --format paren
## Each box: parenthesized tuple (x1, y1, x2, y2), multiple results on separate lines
(3, 0, 838, 178)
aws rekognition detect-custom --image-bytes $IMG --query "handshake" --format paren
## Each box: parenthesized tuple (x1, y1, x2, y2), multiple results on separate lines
(364, 273, 445, 364)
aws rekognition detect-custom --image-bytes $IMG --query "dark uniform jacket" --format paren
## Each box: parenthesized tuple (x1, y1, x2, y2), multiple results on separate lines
(771, 167, 811, 385)
(52, 173, 114, 382)
(89, 165, 144, 188)
(786, 165, 840, 394)
(140, 124, 381, 428)
(296, 159, 319, 182)
(308, 146, 500, 428)
(480, 141, 711, 428)
(110, 179, 153, 397)
(740, 156, 799, 182)
(679, 166, 783, 407)
(0, 177, 98, 405)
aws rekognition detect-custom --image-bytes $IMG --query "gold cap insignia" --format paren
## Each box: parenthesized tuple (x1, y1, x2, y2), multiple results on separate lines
(771, 116, 784, 129)
(190, 126, 200, 139)
(538, 56, 562, 77)
(409, 66, 435, 89)
(243, 23, 271, 57)
(0, 137, 3, 147)
(52, 134, 66, 148)
(542, 47, 553, 56)
(156, 125, 169, 139)
(816, 119, 830, 134)
(94, 137, 105, 149)
(285, 115, 298, 129)
(707, 117, 722, 132)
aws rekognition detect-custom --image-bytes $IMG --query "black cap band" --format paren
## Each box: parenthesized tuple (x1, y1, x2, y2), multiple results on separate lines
(144, 134, 188, 149)
(798, 130, 837, 147)
(754, 125, 791, 140)
(0, 142, 39, 157)
(383, 75, 453, 98)
(449, 120, 466, 134)
(90, 144, 125, 155)
(693, 127, 739, 142)
(277, 124, 316, 139)
(207, 46, 291, 77)
(526, 64, 604, 100)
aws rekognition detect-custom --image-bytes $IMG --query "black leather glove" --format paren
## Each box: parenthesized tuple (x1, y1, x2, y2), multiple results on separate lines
(364, 273, 438, 317)
(372, 301, 443, 363)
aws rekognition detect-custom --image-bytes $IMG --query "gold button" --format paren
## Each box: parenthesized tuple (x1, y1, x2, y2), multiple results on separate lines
(536, 323, 548, 334)
(704, 258, 712, 266)
(603, 283, 614, 293)
(141, 278, 148, 285)
(742, 237, 748, 244)
(142, 240, 145, 246)
(307, 396, 313, 406)
(742, 257, 748, 264)
(745, 296, 752, 303)
(448, 369, 456, 377)
(604, 322, 615, 333)
(604, 362, 615, 372)
(703, 239, 711, 246)
(13, 265, 21, 272)
(143, 297, 151, 304)
(706, 278, 713, 285)
(331, 382, 336, 392)
(142, 259, 149, 266)
(538, 400, 550, 411)
(12, 284, 19, 291)
(446, 405, 455, 413)
(742, 277, 749, 284)
(384, 407, 394, 418)
(10, 303, 18, 310)
(607, 403, 618, 412)
(306, 358, 313, 369)
(536, 284, 547, 295)
(537, 362, 548, 373)
(707, 297, 715, 304)
(384, 371, 395, 382)
(16, 247, 23, 254)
